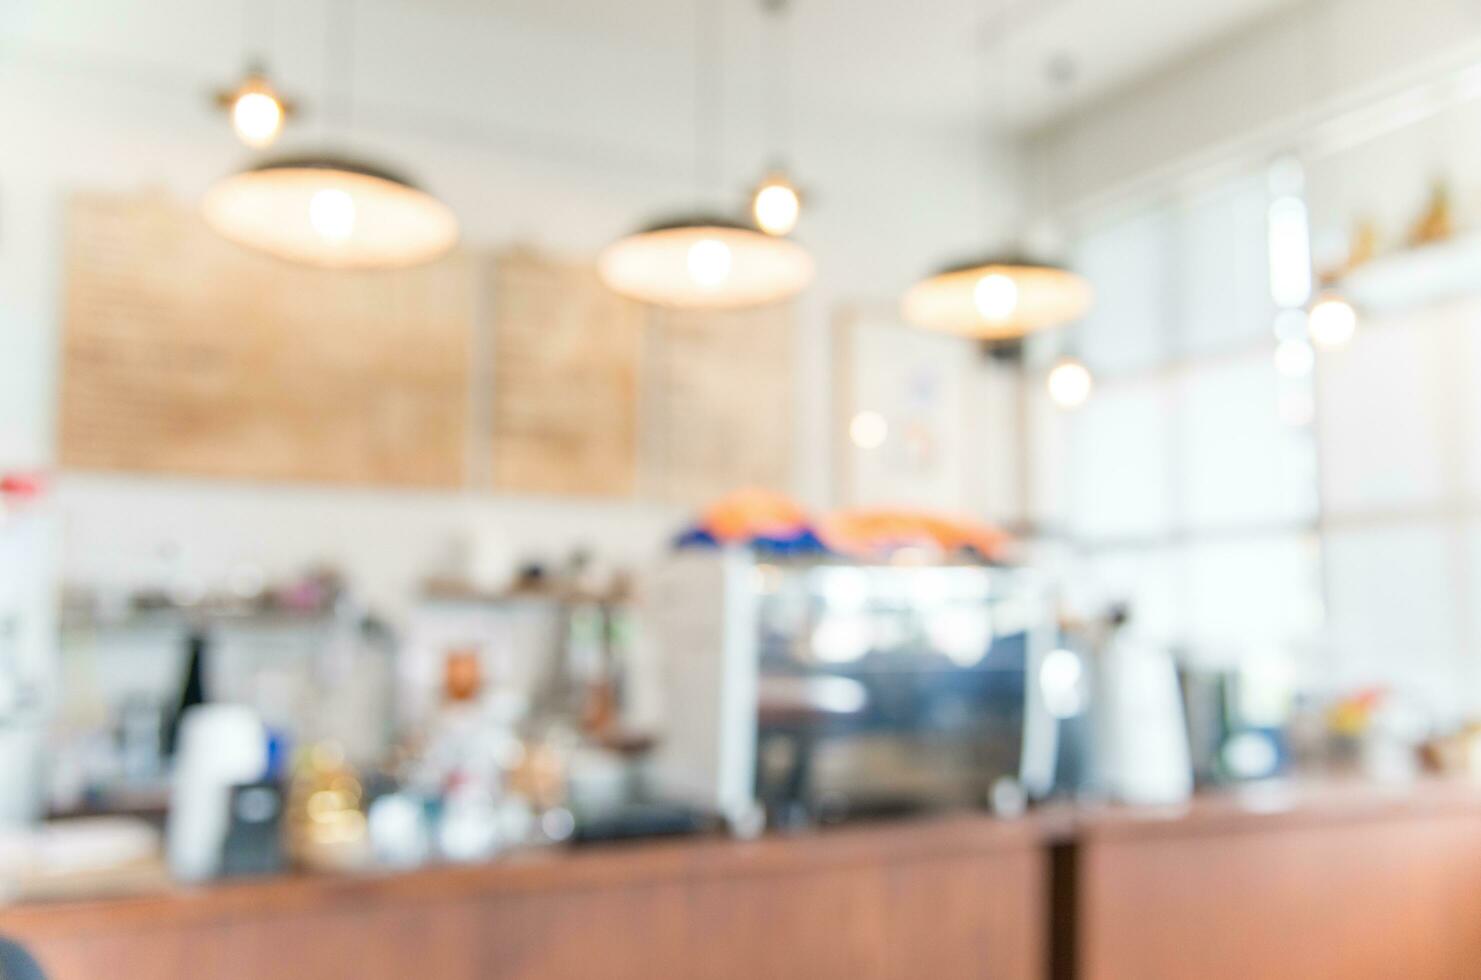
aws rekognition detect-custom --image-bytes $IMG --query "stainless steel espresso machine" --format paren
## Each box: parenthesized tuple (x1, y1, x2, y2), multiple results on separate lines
(646, 548, 1057, 832)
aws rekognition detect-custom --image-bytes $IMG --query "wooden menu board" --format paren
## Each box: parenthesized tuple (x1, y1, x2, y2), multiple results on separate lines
(487, 251, 794, 505)
(58, 191, 473, 487)
(487, 249, 644, 496)
(57, 192, 792, 503)
(638, 305, 793, 505)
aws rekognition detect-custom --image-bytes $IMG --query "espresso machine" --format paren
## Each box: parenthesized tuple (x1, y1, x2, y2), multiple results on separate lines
(645, 548, 1057, 831)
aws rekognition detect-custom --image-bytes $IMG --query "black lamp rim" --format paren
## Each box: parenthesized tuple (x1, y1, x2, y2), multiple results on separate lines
(241, 155, 422, 193)
(934, 254, 1076, 277)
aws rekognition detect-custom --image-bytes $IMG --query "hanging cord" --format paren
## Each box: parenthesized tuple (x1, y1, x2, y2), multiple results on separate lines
(976, 17, 996, 246)
(1047, 52, 1082, 267)
(762, 0, 792, 171)
(977, 0, 1021, 252)
(243, 0, 273, 68)
(324, 0, 357, 137)
(694, 0, 723, 204)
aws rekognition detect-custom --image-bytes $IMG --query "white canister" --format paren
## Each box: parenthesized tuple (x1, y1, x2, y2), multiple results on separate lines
(166, 704, 267, 881)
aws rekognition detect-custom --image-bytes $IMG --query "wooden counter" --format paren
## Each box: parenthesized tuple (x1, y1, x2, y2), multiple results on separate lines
(0, 816, 1046, 980)
(1061, 778, 1481, 980)
(8, 779, 1481, 980)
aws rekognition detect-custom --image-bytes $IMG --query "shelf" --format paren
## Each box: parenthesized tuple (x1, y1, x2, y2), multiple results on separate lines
(1339, 231, 1481, 315)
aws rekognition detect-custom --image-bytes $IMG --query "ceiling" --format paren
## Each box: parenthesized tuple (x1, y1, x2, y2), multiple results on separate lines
(444, 0, 1313, 130)
(3, 0, 1310, 142)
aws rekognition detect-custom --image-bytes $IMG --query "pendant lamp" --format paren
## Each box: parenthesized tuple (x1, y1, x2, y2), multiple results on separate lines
(599, 0, 814, 309)
(216, 63, 295, 149)
(904, 41, 1091, 339)
(751, 172, 803, 237)
(212, 4, 295, 149)
(201, 0, 458, 270)
(202, 156, 458, 269)
(747, 0, 805, 238)
(903, 255, 1093, 340)
(599, 215, 813, 310)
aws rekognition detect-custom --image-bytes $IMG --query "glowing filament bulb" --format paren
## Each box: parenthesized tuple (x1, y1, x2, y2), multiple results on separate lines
(1046, 358, 1093, 409)
(231, 89, 285, 148)
(687, 238, 732, 287)
(309, 189, 356, 243)
(1308, 295, 1358, 350)
(753, 180, 801, 236)
(973, 272, 1018, 322)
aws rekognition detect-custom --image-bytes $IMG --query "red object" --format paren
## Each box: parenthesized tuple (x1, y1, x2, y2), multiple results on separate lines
(0, 472, 45, 498)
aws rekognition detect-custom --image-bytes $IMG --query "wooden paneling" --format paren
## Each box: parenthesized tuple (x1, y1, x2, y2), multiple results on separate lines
(57, 198, 794, 501)
(639, 305, 794, 505)
(1075, 800, 1481, 980)
(0, 817, 1043, 980)
(488, 250, 645, 497)
(59, 192, 474, 487)
(19, 781, 1481, 980)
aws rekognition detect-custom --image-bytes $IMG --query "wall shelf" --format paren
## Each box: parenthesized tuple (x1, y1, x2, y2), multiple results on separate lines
(1339, 231, 1481, 315)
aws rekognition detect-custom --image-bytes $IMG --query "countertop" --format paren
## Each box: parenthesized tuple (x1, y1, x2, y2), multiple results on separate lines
(6, 774, 1481, 926)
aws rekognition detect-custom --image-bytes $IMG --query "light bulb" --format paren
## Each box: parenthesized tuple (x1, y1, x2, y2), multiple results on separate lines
(1308, 295, 1358, 350)
(231, 89, 285, 148)
(1274, 338, 1315, 377)
(849, 410, 888, 450)
(752, 180, 801, 236)
(973, 272, 1018, 322)
(687, 238, 732, 287)
(309, 188, 357, 243)
(1046, 358, 1093, 409)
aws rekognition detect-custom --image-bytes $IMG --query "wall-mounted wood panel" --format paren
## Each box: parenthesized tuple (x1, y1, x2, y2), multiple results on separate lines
(488, 250, 644, 497)
(639, 306, 793, 506)
(59, 192, 474, 488)
(57, 193, 793, 503)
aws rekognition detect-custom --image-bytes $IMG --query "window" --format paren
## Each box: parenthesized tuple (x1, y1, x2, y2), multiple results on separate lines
(1037, 172, 1324, 674)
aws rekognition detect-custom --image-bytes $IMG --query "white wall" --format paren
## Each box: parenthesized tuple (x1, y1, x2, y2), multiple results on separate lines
(0, 0, 1023, 608)
(1034, 0, 1481, 216)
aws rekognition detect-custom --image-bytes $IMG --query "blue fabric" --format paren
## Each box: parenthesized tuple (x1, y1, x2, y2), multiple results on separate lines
(0, 938, 46, 980)
(672, 526, 830, 555)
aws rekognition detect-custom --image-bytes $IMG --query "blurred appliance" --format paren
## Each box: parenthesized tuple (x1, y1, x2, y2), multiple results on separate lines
(1039, 611, 1193, 806)
(1180, 666, 1290, 785)
(166, 704, 267, 881)
(646, 549, 1056, 831)
(1093, 631, 1193, 805)
(0, 497, 54, 827)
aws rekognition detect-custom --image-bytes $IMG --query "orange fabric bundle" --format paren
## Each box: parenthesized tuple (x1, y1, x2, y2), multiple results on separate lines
(699, 487, 814, 544)
(818, 508, 1012, 562)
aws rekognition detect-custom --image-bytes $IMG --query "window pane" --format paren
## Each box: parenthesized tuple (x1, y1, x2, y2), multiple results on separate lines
(1074, 210, 1173, 377)
(1075, 545, 1185, 646)
(1068, 378, 1174, 543)
(1179, 177, 1273, 356)
(1177, 351, 1317, 531)
(1324, 522, 1466, 721)
(1182, 534, 1322, 669)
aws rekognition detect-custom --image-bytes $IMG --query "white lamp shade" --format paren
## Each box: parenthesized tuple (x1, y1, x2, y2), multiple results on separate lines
(598, 219, 815, 309)
(902, 259, 1094, 339)
(201, 157, 459, 269)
